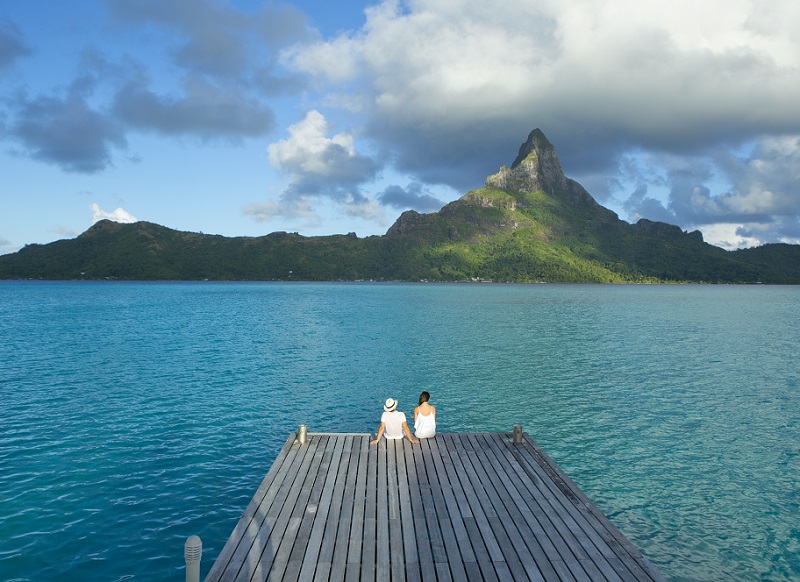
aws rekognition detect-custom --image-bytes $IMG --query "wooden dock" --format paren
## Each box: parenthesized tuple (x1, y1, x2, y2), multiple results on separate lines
(205, 432, 665, 581)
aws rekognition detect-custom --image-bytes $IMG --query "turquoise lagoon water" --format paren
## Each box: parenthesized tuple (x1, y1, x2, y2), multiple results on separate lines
(0, 281, 798, 581)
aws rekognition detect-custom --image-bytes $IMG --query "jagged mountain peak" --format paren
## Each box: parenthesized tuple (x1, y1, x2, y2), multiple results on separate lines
(485, 129, 600, 209)
(510, 128, 556, 168)
(485, 128, 569, 195)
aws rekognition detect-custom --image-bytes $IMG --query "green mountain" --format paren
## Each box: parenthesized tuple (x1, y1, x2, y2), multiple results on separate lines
(2, 129, 799, 283)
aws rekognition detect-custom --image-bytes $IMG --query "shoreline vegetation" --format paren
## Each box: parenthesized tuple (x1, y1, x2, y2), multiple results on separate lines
(3, 130, 799, 284)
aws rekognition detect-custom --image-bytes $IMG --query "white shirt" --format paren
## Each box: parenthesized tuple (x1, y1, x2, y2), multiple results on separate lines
(381, 410, 407, 439)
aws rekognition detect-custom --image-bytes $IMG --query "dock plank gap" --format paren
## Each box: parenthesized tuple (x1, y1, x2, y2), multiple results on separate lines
(205, 431, 665, 581)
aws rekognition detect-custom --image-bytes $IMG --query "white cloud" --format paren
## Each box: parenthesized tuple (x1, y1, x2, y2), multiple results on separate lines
(694, 223, 766, 251)
(113, 73, 275, 140)
(283, 36, 361, 84)
(720, 136, 800, 216)
(282, 0, 800, 247)
(248, 109, 383, 226)
(288, 0, 800, 144)
(697, 219, 800, 251)
(618, 133, 800, 246)
(267, 110, 374, 183)
(340, 195, 386, 223)
(377, 182, 446, 212)
(91, 203, 138, 224)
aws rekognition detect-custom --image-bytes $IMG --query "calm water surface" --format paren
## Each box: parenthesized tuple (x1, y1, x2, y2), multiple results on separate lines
(0, 282, 798, 581)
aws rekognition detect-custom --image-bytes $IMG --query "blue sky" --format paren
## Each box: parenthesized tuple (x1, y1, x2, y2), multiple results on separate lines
(2, 0, 799, 255)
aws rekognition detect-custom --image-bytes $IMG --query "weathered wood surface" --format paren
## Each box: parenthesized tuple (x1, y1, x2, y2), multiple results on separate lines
(205, 432, 665, 582)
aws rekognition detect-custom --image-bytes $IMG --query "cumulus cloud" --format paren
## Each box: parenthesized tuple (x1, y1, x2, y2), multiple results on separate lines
(106, 0, 311, 142)
(6, 86, 127, 173)
(284, 0, 800, 246)
(1, 0, 310, 172)
(91, 203, 138, 224)
(109, 0, 253, 78)
(112, 72, 274, 140)
(341, 196, 385, 222)
(107, 0, 310, 82)
(0, 20, 32, 70)
(620, 135, 800, 247)
(5, 0, 800, 247)
(1, 48, 133, 172)
(377, 182, 445, 212)
(250, 110, 382, 221)
(718, 136, 800, 215)
(267, 110, 377, 187)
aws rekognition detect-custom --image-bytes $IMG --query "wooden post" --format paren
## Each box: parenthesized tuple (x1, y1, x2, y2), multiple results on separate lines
(513, 425, 522, 444)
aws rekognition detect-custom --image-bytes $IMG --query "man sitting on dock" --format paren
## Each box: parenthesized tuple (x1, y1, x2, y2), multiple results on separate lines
(370, 398, 419, 444)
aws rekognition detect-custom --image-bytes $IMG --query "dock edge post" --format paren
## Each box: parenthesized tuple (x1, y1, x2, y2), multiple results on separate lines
(298, 424, 308, 445)
(513, 424, 523, 444)
(185, 535, 202, 582)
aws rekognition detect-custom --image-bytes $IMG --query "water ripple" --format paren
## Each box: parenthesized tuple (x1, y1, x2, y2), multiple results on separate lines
(0, 282, 798, 581)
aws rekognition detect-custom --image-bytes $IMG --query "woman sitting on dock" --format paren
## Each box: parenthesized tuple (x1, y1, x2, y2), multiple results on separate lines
(370, 398, 419, 444)
(413, 391, 436, 439)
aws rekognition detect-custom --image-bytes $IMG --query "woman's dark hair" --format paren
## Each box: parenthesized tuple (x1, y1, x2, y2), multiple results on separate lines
(418, 391, 430, 406)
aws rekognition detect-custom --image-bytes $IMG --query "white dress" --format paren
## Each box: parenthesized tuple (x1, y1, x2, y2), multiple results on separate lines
(414, 410, 436, 438)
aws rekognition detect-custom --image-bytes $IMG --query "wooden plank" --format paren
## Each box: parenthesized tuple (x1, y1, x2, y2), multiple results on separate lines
(395, 440, 420, 582)
(360, 437, 378, 581)
(512, 434, 665, 581)
(386, 440, 405, 582)
(508, 433, 645, 580)
(345, 440, 369, 579)
(405, 440, 436, 582)
(460, 434, 541, 582)
(437, 434, 496, 581)
(431, 435, 477, 566)
(451, 434, 523, 579)
(413, 439, 447, 566)
(205, 435, 298, 581)
(221, 436, 316, 582)
(328, 437, 359, 582)
(502, 434, 652, 581)
(345, 437, 368, 579)
(502, 438, 620, 581)
(206, 432, 665, 582)
(296, 434, 347, 582)
(481, 433, 596, 581)
(419, 438, 467, 581)
(376, 439, 389, 581)
(405, 446, 436, 582)
(251, 436, 327, 580)
(439, 434, 506, 579)
(471, 433, 569, 582)
(275, 436, 338, 581)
